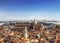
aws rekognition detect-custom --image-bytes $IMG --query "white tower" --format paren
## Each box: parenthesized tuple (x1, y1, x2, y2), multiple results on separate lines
(24, 26, 28, 38)
(34, 19, 37, 24)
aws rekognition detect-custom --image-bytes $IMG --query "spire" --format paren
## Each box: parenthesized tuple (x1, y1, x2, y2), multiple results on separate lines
(24, 26, 28, 38)
(34, 19, 37, 24)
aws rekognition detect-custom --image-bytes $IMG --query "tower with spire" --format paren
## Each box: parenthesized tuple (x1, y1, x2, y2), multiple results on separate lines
(24, 26, 28, 38)
(33, 19, 38, 31)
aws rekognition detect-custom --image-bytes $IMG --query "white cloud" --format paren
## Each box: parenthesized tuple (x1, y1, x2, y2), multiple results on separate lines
(0, 10, 60, 21)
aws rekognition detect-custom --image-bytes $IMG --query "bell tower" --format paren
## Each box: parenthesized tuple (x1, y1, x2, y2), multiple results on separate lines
(33, 19, 37, 31)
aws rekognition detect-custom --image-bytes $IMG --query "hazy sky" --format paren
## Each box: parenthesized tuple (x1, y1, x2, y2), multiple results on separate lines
(0, 0, 60, 20)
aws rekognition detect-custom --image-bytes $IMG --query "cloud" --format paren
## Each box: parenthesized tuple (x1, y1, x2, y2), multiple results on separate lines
(0, 10, 60, 21)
